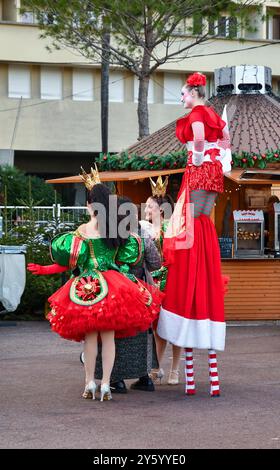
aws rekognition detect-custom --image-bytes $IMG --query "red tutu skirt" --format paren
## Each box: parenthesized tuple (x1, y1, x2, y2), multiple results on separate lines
(47, 270, 164, 342)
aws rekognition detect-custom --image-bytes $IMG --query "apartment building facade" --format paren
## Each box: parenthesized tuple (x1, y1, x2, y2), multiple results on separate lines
(0, 0, 280, 201)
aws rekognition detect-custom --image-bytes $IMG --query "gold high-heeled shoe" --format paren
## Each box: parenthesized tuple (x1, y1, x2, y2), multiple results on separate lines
(82, 380, 97, 400)
(149, 368, 165, 384)
(168, 369, 180, 385)
(100, 383, 112, 402)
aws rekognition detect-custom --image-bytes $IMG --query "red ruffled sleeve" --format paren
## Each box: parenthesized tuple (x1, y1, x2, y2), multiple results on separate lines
(176, 115, 190, 143)
(203, 107, 226, 132)
(176, 106, 226, 143)
(188, 108, 204, 125)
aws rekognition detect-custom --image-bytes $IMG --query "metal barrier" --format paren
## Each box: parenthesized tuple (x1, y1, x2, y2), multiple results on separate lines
(0, 205, 88, 233)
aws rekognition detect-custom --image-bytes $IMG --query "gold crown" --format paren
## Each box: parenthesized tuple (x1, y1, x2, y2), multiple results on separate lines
(80, 164, 101, 190)
(149, 175, 169, 198)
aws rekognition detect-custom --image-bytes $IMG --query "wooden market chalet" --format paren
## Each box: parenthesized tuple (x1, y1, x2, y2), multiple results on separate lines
(47, 65, 280, 322)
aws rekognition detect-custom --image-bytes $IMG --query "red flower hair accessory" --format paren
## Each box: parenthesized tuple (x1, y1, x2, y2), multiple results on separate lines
(186, 72, 206, 87)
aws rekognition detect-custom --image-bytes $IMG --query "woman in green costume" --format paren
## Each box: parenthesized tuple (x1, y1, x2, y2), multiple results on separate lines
(94, 196, 162, 393)
(28, 173, 163, 402)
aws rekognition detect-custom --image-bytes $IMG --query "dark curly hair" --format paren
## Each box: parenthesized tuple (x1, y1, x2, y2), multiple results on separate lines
(150, 194, 174, 215)
(86, 183, 126, 249)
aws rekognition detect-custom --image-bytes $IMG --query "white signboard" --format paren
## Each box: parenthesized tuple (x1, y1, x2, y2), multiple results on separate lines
(233, 210, 264, 221)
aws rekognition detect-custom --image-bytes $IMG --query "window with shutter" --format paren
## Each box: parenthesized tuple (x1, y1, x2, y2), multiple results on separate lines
(72, 69, 94, 101)
(109, 72, 124, 102)
(8, 65, 31, 99)
(164, 74, 182, 105)
(41, 67, 62, 100)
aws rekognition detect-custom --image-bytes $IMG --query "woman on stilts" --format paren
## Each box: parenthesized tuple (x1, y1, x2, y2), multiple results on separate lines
(157, 72, 230, 397)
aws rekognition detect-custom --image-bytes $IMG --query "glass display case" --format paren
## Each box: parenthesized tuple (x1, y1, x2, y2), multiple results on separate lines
(233, 210, 264, 258)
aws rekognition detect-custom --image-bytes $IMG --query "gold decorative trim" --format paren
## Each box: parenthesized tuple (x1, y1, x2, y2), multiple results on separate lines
(129, 232, 144, 266)
(69, 236, 83, 270)
(89, 240, 99, 269)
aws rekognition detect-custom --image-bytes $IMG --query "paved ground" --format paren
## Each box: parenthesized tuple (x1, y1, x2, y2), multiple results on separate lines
(0, 321, 280, 449)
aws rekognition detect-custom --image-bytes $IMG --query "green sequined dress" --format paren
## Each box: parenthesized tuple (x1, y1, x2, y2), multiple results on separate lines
(47, 231, 163, 342)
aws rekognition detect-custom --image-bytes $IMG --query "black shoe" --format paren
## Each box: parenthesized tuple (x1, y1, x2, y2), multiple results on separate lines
(110, 380, 127, 394)
(130, 376, 155, 392)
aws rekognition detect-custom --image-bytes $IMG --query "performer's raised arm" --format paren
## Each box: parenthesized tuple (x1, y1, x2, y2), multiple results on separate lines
(191, 121, 205, 166)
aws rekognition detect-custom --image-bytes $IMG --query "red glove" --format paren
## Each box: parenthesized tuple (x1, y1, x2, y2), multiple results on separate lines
(27, 263, 68, 275)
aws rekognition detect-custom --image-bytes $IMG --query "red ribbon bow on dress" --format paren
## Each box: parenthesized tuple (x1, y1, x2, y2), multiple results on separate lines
(188, 148, 220, 165)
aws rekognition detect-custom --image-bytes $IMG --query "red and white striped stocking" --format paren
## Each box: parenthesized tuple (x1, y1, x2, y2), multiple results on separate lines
(208, 349, 220, 397)
(184, 348, 195, 395)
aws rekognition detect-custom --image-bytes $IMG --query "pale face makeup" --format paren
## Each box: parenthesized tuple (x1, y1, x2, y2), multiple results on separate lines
(181, 86, 195, 109)
(87, 201, 94, 216)
(144, 197, 160, 223)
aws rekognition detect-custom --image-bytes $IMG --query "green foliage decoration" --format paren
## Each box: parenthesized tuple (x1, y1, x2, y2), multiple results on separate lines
(95, 148, 280, 172)
(231, 149, 280, 169)
(96, 150, 188, 171)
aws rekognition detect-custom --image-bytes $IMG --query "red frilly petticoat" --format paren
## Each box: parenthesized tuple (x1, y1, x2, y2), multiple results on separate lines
(47, 270, 164, 342)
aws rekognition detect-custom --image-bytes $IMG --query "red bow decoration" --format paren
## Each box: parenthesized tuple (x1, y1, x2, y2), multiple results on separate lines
(188, 148, 220, 165)
(186, 72, 206, 87)
(205, 148, 220, 161)
(76, 276, 101, 300)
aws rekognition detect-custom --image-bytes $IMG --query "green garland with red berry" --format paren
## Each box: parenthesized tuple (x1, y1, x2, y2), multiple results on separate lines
(96, 148, 280, 171)
(96, 150, 188, 171)
(231, 149, 280, 169)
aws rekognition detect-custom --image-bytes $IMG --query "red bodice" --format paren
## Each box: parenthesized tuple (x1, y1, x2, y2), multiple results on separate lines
(176, 105, 226, 143)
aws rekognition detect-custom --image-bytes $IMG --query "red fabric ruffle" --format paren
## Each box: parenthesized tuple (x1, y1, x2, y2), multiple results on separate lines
(176, 105, 226, 144)
(162, 214, 225, 322)
(47, 270, 164, 342)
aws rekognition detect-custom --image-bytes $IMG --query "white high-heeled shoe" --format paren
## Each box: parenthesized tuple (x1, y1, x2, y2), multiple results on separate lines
(149, 368, 165, 384)
(100, 383, 112, 402)
(82, 380, 97, 400)
(168, 369, 180, 385)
